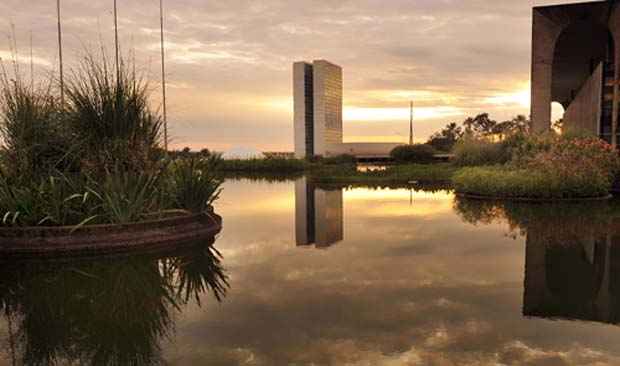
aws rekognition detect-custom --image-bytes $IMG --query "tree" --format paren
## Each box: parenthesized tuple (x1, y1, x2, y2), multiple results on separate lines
(463, 113, 497, 137)
(427, 122, 463, 152)
(492, 115, 530, 140)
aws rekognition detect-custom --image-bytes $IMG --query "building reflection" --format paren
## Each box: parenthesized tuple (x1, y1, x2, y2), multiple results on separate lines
(295, 177, 344, 248)
(523, 223, 620, 324)
(452, 197, 620, 325)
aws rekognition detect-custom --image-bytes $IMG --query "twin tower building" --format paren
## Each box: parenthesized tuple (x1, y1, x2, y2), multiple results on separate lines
(293, 60, 343, 158)
(293, 60, 400, 159)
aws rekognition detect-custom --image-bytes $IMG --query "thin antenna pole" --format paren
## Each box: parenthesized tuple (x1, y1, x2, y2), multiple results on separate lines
(113, 0, 119, 81)
(57, 0, 64, 106)
(160, 0, 168, 150)
(409, 101, 413, 145)
(30, 30, 33, 88)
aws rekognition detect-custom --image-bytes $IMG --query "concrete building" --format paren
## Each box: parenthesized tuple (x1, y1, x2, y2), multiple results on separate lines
(531, 0, 620, 144)
(294, 60, 401, 158)
(294, 60, 343, 157)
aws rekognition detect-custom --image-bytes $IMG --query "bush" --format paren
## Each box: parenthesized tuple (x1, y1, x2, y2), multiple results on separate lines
(521, 136, 620, 181)
(311, 163, 457, 184)
(219, 157, 306, 173)
(170, 156, 223, 213)
(318, 154, 357, 165)
(452, 137, 509, 166)
(453, 167, 610, 199)
(452, 134, 620, 199)
(390, 144, 436, 163)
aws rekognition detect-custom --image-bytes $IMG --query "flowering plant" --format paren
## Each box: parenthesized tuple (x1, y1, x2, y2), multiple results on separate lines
(523, 136, 620, 184)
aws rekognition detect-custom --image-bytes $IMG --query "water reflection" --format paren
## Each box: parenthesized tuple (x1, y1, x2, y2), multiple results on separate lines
(295, 178, 344, 248)
(0, 240, 228, 366)
(454, 197, 620, 325)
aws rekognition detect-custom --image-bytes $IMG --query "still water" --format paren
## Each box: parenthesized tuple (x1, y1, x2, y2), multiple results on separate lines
(3, 178, 620, 365)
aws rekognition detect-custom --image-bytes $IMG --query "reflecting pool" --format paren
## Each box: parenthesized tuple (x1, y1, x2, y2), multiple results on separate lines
(3, 178, 620, 365)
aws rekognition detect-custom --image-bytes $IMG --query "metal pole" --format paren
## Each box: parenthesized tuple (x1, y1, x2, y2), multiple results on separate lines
(57, 0, 64, 106)
(113, 0, 119, 81)
(409, 101, 413, 145)
(30, 31, 34, 89)
(160, 0, 168, 150)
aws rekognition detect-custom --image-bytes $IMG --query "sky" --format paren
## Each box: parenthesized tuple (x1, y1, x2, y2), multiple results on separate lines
(0, 0, 599, 152)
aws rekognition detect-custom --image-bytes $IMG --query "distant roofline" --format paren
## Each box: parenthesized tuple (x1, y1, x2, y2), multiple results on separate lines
(533, 0, 607, 10)
(293, 60, 341, 68)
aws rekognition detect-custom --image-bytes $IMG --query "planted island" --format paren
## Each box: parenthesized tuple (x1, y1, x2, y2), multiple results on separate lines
(0, 55, 223, 256)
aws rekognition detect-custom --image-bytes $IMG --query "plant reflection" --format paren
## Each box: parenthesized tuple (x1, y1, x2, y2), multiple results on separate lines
(0, 240, 228, 366)
(454, 197, 620, 325)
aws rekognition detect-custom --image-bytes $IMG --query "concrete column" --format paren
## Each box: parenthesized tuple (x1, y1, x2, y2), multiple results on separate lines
(609, 9, 620, 147)
(530, 10, 564, 133)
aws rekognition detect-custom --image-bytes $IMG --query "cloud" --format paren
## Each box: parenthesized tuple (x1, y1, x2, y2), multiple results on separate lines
(0, 0, 588, 150)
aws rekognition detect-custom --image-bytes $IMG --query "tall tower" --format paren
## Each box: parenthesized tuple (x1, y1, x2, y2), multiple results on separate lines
(293, 60, 343, 158)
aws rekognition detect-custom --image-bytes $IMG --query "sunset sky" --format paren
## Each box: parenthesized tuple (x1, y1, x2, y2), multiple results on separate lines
(0, 0, 593, 152)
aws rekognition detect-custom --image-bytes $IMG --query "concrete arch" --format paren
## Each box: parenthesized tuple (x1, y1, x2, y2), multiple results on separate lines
(530, 1, 620, 137)
(551, 20, 615, 108)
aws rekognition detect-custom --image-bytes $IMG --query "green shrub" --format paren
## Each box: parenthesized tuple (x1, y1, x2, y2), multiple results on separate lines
(170, 156, 223, 213)
(453, 167, 610, 199)
(390, 144, 437, 163)
(219, 157, 307, 173)
(87, 167, 168, 224)
(452, 137, 509, 166)
(311, 163, 457, 184)
(0, 171, 101, 227)
(318, 154, 357, 165)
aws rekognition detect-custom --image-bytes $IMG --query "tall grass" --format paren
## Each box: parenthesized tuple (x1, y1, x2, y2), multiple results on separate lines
(65, 54, 163, 172)
(0, 52, 223, 228)
(453, 166, 611, 199)
(452, 136, 510, 166)
(0, 64, 71, 179)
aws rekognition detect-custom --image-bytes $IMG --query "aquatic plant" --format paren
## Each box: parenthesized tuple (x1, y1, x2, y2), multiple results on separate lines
(170, 156, 223, 213)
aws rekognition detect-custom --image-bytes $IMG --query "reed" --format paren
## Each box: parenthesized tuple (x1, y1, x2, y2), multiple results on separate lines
(64, 53, 163, 173)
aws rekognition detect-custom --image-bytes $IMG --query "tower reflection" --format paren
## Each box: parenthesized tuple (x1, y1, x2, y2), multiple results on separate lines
(453, 197, 620, 325)
(524, 221, 620, 323)
(295, 177, 344, 248)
